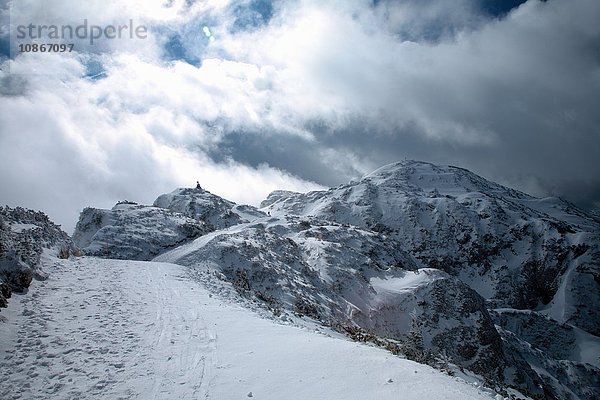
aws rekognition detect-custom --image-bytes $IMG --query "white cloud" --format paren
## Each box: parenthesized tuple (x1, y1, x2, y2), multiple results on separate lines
(1, 0, 599, 231)
(0, 48, 325, 232)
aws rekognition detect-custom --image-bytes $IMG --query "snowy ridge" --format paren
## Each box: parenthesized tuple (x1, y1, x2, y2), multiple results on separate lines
(154, 187, 266, 230)
(64, 159, 600, 399)
(154, 214, 538, 394)
(261, 160, 600, 333)
(73, 187, 267, 261)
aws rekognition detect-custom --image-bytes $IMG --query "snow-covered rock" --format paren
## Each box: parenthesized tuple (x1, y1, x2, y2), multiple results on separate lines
(154, 187, 266, 229)
(155, 216, 522, 387)
(0, 206, 71, 310)
(492, 309, 600, 400)
(72, 201, 208, 260)
(261, 160, 600, 336)
(156, 216, 417, 320)
(73, 186, 267, 260)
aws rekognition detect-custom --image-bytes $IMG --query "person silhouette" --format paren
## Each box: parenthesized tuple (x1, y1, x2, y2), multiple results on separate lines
(196, 181, 202, 189)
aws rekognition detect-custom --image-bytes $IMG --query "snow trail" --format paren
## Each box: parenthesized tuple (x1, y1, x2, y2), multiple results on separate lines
(0, 257, 215, 400)
(0, 256, 497, 400)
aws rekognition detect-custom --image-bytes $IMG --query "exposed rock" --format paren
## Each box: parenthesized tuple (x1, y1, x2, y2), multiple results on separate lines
(0, 282, 10, 308)
(497, 325, 599, 400)
(493, 310, 578, 361)
(72, 202, 209, 260)
(0, 205, 72, 309)
(491, 309, 600, 399)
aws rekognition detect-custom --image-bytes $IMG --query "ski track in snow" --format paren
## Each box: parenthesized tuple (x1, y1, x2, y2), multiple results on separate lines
(0, 257, 215, 400)
(0, 256, 497, 400)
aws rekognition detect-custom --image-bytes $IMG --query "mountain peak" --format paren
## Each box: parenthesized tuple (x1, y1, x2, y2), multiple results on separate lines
(361, 160, 529, 199)
(169, 186, 208, 196)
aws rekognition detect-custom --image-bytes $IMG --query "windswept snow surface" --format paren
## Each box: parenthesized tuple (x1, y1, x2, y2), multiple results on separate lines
(0, 256, 497, 400)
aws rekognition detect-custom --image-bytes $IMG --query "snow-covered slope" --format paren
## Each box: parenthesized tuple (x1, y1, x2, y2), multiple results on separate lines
(261, 160, 600, 335)
(0, 255, 499, 400)
(154, 215, 544, 391)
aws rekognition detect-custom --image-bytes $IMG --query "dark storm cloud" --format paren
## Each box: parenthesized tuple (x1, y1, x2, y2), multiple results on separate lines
(206, 129, 360, 187)
(478, 0, 532, 17)
(212, 0, 600, 211)
(366, 0, 538, 43)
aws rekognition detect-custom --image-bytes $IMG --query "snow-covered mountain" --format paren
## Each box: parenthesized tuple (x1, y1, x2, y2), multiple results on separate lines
(154, 187, 266, 230)
(262, 161, 600, 335)
(69, 160, 600, 399)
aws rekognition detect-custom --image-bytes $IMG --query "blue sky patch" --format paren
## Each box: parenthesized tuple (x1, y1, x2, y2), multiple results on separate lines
(231, 0, 275, 33)
(478, 0, 534, 18)
(83, 58, 107, 81)
(160, 29, 203, 66)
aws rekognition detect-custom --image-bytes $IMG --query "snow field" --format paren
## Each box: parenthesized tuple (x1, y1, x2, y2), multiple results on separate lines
(0, 255, 498, 399)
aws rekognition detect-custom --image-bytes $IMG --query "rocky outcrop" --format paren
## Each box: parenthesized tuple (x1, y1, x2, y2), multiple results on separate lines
(492, 309, 600, 400)
(154, 187, 266, 230)
(73, 187, 268, 261)
(0, 282, 10, 308)
(0, 206, 71, 310)
(72, 202, 209, 260)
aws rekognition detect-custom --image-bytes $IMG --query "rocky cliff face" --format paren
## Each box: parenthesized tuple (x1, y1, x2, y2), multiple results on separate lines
(0, 206, 71, 310)
(492, 309, 600, 400)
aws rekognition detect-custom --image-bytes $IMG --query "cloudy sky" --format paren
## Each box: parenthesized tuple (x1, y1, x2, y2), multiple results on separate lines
(1, 0, 599, 233)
